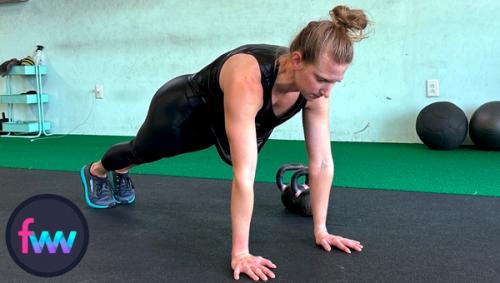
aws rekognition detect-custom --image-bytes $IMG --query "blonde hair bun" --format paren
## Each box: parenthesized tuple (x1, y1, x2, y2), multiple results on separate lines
(329, 5, 368, 41)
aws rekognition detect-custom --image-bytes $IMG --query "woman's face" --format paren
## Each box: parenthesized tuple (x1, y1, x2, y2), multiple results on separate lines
(292, 52, 349, 100)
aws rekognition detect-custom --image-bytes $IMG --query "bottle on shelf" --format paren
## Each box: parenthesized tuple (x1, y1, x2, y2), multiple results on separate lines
(33, 45, 45, 66)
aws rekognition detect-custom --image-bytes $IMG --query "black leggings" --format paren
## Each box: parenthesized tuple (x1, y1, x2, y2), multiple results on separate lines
(101, 75, 214, 171)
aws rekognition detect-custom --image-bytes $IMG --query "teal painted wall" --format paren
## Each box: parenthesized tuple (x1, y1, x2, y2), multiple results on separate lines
(1, 0, 499, 143)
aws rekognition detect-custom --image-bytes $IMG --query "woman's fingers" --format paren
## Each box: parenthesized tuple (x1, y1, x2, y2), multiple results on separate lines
(253, 266, 268, 281)
(259, 257, 277, 269)
(259, 265, 276, 279)
(321, 238, 332, 252)
(317, 234, 364, 254)
(233, 255, 277, 281)
(246, 267, 259, 281)
(341, 237, 363, 251)
(233, 266, 241, 280)
(331, 237, 351, 254)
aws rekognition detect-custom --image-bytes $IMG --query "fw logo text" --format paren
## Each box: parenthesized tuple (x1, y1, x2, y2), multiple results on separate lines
(17, 217, 77, 254)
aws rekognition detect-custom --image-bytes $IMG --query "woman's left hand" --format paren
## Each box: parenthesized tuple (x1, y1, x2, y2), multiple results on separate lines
(315, 231, 363, 254)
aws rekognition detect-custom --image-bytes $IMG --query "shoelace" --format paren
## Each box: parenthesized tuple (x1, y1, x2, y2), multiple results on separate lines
(115, 174, 133, 193)
(94, 177, 113, 197)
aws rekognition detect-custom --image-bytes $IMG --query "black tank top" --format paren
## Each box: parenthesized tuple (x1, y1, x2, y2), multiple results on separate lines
(189, 44, 307, 165)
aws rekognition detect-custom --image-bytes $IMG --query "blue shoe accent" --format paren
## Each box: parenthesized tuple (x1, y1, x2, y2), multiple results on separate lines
(112, 172, 136, 204)
(80, 164, 117, 209)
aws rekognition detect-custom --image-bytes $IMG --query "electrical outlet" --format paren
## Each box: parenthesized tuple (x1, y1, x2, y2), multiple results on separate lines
(426, 80, 439, 97)
(95, 84, 104, 99)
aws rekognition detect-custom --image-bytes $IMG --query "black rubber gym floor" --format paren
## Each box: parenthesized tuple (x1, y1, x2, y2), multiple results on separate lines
(1, 167, 499, 282)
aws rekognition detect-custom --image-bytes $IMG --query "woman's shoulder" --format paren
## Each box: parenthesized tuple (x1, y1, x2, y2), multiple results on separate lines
(225, 44, 288, 60)
(220, 53, 261, 87)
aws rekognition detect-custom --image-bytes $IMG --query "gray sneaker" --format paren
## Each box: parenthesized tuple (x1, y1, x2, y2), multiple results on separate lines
(80, 164, 117, 208)
(112, 172, 135, 204)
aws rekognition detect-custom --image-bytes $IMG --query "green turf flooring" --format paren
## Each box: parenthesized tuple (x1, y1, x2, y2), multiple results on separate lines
(0, 135, 498, 197)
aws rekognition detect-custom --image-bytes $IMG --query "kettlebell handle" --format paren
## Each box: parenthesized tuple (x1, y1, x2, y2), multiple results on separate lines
(291, 167, 309, 197)
(276, 163, 306, 191)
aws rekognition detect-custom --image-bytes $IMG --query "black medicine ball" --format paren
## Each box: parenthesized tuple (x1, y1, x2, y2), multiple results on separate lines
(416, 102, 468, 150)
(469, 101, 500, 150)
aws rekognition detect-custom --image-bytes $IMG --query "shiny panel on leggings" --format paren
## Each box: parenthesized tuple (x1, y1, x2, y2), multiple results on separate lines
(101, 75, 214, 171)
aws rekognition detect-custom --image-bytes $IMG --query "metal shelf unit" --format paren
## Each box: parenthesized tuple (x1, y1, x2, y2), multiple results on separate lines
(0, 65, 51, 138)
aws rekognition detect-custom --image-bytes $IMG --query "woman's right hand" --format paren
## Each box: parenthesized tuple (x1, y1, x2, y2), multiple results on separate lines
(231, 253, 277, 281)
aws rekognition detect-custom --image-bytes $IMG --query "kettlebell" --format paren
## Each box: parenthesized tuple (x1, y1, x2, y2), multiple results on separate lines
(276, 163, 312, 216)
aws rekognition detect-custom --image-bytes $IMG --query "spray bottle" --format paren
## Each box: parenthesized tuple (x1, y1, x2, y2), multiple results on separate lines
(33, 45, 45, 66)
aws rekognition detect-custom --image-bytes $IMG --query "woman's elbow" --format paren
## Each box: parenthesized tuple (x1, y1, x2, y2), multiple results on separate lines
(232, 175, 254, 192)
(309, 158, 334, 174)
